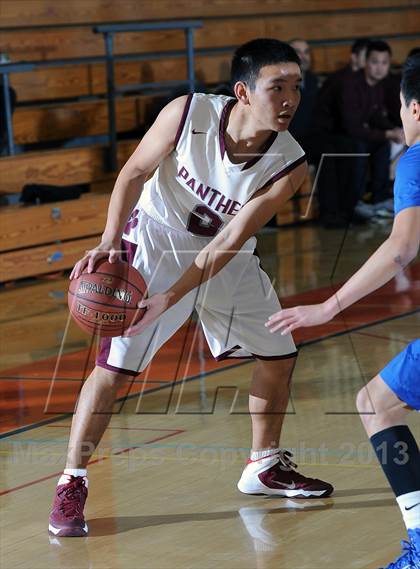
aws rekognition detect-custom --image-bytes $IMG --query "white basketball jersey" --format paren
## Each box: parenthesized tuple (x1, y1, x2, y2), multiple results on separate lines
(137, 93, 305, 238)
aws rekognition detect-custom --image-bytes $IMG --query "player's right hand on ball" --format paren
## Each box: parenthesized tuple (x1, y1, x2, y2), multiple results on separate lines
(69, 242, 121, 280)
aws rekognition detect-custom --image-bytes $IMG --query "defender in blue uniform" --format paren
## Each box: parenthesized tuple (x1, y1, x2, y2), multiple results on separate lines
(380, 137, 420, 416)
(268, 53, 420, 569)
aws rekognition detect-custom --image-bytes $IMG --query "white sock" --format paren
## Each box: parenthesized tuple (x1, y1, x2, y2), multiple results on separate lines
(396, 491, 420, 530)
(250, 448, 280, 462)
(58, 468, 88, 487)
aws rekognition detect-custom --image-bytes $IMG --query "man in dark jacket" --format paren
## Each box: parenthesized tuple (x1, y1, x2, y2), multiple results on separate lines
(337, 40, 404, 219)
(314, 40, 403, 226)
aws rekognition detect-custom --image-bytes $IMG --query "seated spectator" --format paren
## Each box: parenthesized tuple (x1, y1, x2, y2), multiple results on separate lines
(315, 38, 371, 133)
(294, 40, 372, 228)
(345, 37, 371, 74)
(308, 39, 404, 228)
(337, 40, 404, 220)
(288, 38, 319, 159)
(288, 38, 380, 229)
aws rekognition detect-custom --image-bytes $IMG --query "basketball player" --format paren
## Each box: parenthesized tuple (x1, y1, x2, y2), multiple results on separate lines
(49, 39, 334, 538)
(267, 54, 420, 568)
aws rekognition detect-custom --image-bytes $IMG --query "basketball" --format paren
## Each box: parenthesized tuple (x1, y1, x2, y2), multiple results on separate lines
(68, 260, 147, 337)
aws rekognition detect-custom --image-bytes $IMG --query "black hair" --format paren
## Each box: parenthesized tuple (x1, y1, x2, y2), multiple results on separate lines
(351, 38, 371, 55)
(231, 38, 301, 90)
(407, 47, 420, 59)
(366, 40, 392, 59)
(401, 52, 420, 106)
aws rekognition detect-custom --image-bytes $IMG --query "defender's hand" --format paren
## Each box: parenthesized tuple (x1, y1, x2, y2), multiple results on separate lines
(266, 303, 332, 335)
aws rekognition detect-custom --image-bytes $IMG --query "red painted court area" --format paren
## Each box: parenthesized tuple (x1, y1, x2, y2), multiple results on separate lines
(0, 263, 418, 436)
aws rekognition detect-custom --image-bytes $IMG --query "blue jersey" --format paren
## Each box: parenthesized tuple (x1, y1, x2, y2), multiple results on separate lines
(394, 141, 420, 215)
(383, 141, 420, 403)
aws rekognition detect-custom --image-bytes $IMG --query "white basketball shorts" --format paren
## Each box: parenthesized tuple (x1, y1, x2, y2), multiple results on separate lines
(97, 209, 297, 375)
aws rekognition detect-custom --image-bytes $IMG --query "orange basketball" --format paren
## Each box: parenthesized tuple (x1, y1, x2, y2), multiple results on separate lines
(68, 260, 147, 337)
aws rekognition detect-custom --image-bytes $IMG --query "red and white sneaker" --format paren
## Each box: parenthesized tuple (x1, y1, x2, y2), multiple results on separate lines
(237, 450, 334, 498)
(48, 476, 88, 537)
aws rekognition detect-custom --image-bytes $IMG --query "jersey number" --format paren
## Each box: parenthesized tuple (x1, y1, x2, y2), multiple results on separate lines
(186, 205, 223, 237)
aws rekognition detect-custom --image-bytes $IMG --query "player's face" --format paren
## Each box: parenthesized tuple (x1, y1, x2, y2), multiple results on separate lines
(250, 63, 302, 132)
(365, 51, 390, 82)
(400, 91, 420, 146)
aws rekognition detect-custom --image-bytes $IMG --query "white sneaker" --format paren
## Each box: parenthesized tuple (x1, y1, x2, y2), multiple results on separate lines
(374, 199, 394, 218)
(237, 450, 334, 498)
(354, 201, 375, 220)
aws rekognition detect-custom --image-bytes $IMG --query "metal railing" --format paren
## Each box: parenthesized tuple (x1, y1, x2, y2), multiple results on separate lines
(93, 21, 202, 169)
(1, 23, 419, 164)
(0, 20, 202, 168)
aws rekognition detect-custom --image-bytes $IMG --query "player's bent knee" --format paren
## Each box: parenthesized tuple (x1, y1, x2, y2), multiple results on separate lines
(356, 375, 407, 432)
(355, 385, 377, 432)
(355, 385, 371, 415)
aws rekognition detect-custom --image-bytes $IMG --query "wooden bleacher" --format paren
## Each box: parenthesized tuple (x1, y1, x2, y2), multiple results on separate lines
(13, 96, 150, 145)
(1, 0, 417, 27)
(0, 141, 137, 194)
(0, 141, 137, 282)
(8, 37, 419, 105)
(0, 0, 418, 281)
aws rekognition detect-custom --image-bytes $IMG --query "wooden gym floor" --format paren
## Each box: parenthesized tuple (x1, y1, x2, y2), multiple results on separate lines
(1, 222, 419, 569)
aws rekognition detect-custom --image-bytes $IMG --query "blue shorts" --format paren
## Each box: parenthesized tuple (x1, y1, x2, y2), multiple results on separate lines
(379, 339, 420, 411)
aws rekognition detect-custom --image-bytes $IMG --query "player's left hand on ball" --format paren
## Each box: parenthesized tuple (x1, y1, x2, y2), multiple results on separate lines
(265, 304, 330, 335)
(122, 293, 171, 337)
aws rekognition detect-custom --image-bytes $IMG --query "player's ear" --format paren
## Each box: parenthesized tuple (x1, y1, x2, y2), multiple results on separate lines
(234, 81, 250, 105)
(412, 99, 420, 122)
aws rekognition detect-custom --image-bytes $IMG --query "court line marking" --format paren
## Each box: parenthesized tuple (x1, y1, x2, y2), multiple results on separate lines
(353, 331, 412, 344)
(46, 425, 182, 431)
(0, 376, 172, 383)
(0, 307, 418, 441)
(0, 429, 185, 497)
